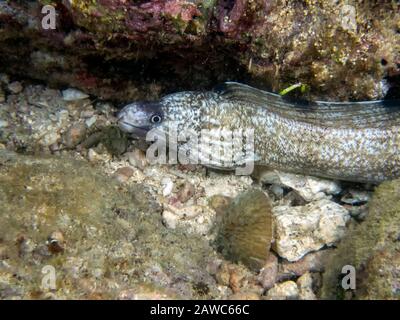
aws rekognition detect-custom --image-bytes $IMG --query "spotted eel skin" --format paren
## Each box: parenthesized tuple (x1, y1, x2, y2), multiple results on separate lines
(118, 82, 400, 183)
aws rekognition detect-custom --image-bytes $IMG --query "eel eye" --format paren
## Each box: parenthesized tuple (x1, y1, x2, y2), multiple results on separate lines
(150, 114, 162, 124)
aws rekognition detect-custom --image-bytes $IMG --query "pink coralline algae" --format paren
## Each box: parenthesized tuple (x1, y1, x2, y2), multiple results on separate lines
(82, 0, 203, 33)
(163, 1, 201, 22)
(217, 0, 272, 38)
(0, 1, 399, 101)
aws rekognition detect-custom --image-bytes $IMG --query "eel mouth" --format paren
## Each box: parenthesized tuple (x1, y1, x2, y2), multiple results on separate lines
(117, 120, 149, 138)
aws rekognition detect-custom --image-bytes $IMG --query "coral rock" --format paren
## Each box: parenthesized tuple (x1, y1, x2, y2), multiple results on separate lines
(272, 199, 349, 262)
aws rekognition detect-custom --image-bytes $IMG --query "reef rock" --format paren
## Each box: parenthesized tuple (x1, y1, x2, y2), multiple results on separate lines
(264, 281, 299, 300)
(272, 199, 350, 262)
(0, 1, 399, 101)
(257, 169, 342, 202)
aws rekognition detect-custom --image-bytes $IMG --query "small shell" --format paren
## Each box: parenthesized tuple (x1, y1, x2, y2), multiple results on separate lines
(62, 88, 89, 101)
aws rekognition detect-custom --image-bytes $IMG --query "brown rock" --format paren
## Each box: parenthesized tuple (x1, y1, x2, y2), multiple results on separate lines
(7, 81, 23, 94)
(176, 181, 195, 203)
(215, 263, 231, 287)
(114, 166, 134, 183)
(278, 249, 332, 280)
(229, 270, 242, 294)
(63, 123, 87, 148)
(127, 149, 148, 170)
(258, 253, 278, 290)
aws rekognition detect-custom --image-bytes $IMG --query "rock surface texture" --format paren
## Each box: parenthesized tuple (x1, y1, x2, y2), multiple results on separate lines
(0, 1, 399, 101)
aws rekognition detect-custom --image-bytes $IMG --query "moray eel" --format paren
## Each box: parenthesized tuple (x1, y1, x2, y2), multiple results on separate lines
(117, 82, 400, 183)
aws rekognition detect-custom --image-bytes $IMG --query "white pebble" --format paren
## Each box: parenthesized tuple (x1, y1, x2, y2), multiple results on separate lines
(161, 177, 174, 197)
(162, 210, 177, 229)
(265, 281, 299, 300)
(87, 149, 101, 162)
(0, 120, 9, 128)
(85, 116, 97, 128)
(62, 88, 89, 101)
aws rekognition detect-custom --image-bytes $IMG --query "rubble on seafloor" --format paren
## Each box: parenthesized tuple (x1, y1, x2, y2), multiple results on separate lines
(1, 77, 395, 300)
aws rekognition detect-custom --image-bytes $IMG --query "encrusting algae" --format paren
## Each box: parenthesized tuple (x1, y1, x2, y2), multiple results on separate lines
(321, 179, 400, 299)
(0, 150, 223, 299)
